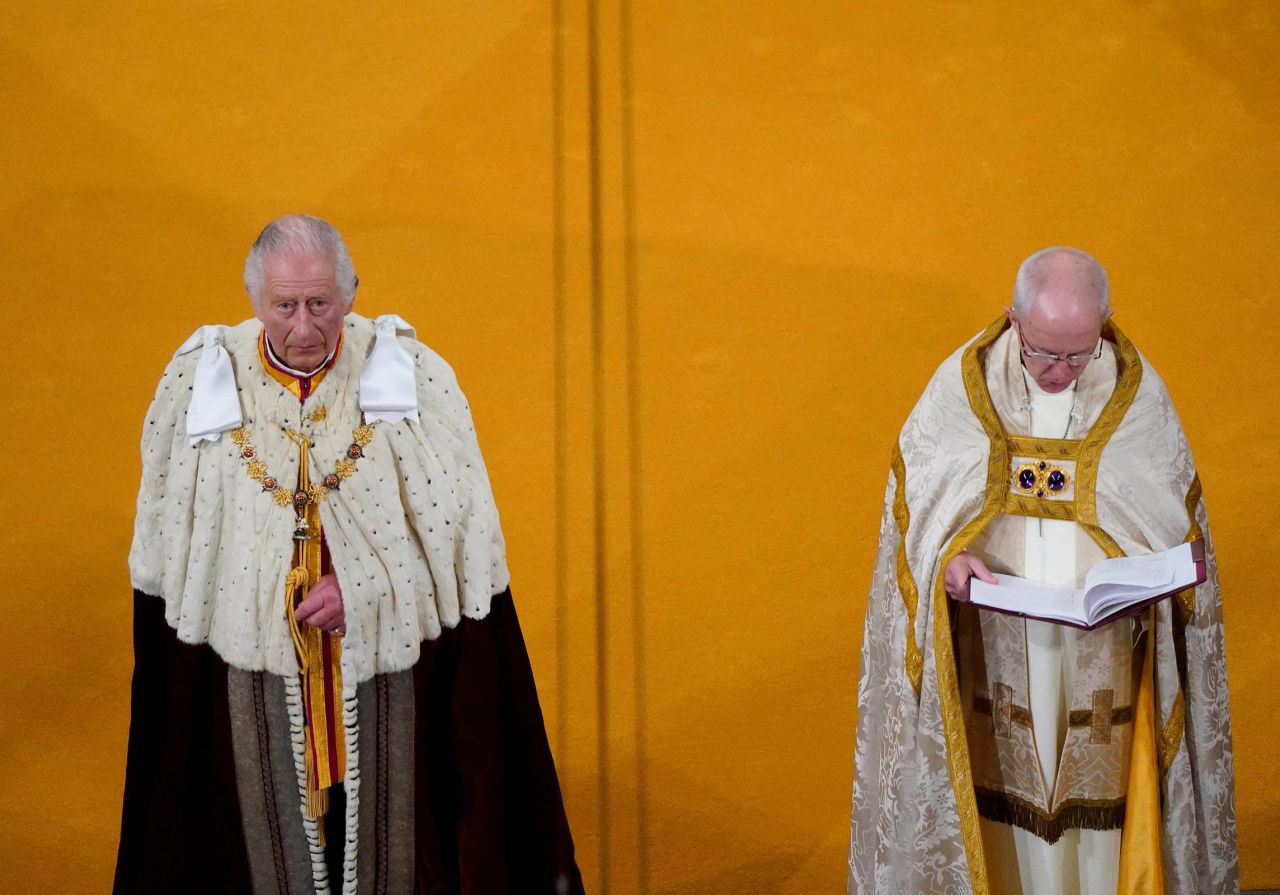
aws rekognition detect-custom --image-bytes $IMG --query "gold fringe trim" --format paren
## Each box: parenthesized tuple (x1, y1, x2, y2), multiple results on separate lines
(974, 787, 1126, 844)
(304, 743, 329, 847)
(891, 446, 924, 694)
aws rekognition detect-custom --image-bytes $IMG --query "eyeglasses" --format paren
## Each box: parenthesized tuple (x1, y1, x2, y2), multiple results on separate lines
(1015, 324, 1102, 369)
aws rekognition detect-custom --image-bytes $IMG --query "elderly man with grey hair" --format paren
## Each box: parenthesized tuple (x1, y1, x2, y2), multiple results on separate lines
(115, 215, 584, 894)
(848, 248, 1237, 894)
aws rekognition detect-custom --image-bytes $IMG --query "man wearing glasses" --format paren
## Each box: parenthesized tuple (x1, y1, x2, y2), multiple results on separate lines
(848, 248, 1237, 894)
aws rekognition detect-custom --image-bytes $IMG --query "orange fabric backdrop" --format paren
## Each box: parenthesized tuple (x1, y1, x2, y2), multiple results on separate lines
(1, 3, 1276, 892)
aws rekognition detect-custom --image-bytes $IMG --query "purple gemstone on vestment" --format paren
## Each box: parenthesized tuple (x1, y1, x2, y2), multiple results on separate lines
(1019, 470, 1037, 489)
(1047, 470, 1067, 491)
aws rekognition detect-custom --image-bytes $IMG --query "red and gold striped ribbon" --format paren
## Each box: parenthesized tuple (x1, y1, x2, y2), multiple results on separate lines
(284, 430, 346, 839)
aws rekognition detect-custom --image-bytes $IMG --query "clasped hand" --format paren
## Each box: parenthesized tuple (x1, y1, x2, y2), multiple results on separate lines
(294, 572, 346, 636)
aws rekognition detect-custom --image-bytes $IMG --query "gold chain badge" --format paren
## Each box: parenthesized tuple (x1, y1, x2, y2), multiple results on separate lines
(231, 424, 374, 509)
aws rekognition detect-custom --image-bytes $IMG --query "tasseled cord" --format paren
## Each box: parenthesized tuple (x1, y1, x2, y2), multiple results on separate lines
(282, 429, 348, 850)
(285, 565, 329, 843)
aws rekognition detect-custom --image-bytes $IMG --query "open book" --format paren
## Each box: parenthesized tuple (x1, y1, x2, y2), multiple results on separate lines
(966, 540, 1205, 630)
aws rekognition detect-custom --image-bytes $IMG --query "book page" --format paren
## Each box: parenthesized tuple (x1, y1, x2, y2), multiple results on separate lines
(966, 542, 1202, 627)
(969, 574, 1085, 624)
(1080, 542, 1196, 622)
(1082, 551, 1172, 593)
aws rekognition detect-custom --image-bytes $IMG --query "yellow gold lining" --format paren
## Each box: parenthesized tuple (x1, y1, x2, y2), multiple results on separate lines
(1117, 610, 1165, 893)
(1177, 475, 1203, 618)
(934, 582, 988, 892)
(1183, 475, 1204, 542)
(1158, 690, 1186, 776)
(1154, 474, 1205, 780)
(1089, 527, 1125, 560)
(891, 446, 924, 694)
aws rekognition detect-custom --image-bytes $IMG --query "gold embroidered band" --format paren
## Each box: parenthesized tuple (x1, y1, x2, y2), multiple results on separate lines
(891, 446, 924, 695)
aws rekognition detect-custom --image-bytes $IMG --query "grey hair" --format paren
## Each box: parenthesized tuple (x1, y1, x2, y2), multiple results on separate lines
(243, 214, 358, 306)
(1012, 246, 1109, 319)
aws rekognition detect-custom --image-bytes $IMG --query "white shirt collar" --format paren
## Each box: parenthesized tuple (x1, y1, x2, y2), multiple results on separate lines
(263, 336, 338, 378)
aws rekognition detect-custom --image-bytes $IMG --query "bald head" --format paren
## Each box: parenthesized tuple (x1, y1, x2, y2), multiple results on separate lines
(1011, 246, 1110, 323)
(1009, 247, 1111, 393)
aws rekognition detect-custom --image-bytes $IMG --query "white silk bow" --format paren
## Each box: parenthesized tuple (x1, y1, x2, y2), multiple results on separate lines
(176, 325, 242, 446)
(358, 314, 420, 424)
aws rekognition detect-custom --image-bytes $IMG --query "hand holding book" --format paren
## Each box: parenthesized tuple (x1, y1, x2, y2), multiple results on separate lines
(943, 551, 997, 601)
(960, 540, 1206, 630)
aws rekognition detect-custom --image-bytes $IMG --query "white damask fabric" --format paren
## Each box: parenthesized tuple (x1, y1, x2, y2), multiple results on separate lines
(848, 320, 1238, 895)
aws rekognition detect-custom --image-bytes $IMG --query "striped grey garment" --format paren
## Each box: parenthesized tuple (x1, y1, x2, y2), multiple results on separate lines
(228, 668, 416, 895)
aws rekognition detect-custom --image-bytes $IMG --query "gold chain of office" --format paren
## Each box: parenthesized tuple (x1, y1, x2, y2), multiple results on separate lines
(230, 423, 375, 512)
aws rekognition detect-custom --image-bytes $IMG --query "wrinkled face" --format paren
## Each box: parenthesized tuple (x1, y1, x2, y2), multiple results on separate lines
(255, 252, 351, 371)
(1012, 303, 1105, 394)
